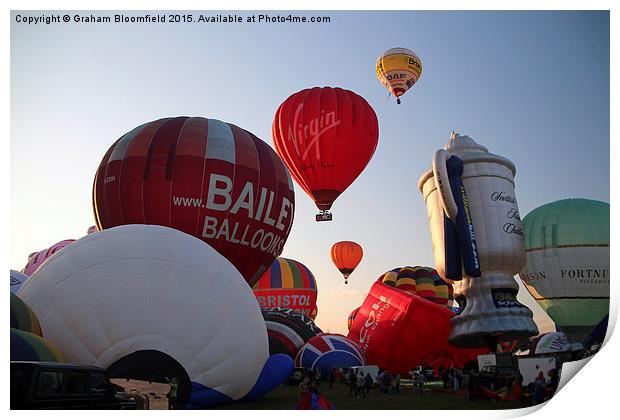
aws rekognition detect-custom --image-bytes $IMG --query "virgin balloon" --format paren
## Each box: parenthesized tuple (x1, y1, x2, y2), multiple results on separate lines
(272, 87, 378, 221)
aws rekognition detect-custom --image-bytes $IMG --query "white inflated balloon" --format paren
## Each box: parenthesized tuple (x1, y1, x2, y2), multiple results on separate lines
(18, 224, 269, 400)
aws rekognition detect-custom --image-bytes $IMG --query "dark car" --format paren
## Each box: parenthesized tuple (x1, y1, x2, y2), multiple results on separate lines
(11, 361, 137, 409)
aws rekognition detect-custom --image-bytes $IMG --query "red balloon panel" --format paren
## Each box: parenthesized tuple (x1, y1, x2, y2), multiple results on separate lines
(348, 280, 485, 373)
(93, 117, 295, 286)
(273, 87, 378, 211)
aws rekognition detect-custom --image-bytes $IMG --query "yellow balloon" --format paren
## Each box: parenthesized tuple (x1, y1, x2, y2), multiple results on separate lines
(376, 47, 422, 104)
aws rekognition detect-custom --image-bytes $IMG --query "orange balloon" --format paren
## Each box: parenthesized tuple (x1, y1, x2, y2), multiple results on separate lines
(330, 241, 363, 284)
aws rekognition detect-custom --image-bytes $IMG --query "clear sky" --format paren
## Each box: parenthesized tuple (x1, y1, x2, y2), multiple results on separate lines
(10, 10, 610, 335)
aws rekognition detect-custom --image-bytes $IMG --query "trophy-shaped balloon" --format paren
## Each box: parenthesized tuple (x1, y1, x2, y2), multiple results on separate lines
(418, 132, 538, 349)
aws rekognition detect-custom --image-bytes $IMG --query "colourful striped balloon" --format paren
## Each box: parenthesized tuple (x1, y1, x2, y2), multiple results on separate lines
(261, 307, 322, 358)
(347, 307, 360, 331)
(253, 257, 318, 319)
(380, 266, 453, 309)
(10, 328, 66, 362)
(11, 293, 42, 336)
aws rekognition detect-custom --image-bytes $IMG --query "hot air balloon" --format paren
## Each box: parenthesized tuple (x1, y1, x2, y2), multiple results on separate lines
(295, 334, 366, 377)
(519, 199, 609, 343)
(347, 307, 360, 331)
(21, 239, 75, 276)
(273, 87, 379, 221)
(252, 257, 318, 319)
(261, 307, 323, 358)
(310, 306, 318, 321)
(331, 241, 363, 284)
(11, 328, 66, 362)
(379, 266, 454, 308)
(11, 270, 28, 294)
(92, 116, 295, 286)
(348, 278, 486, 374)
(529, 332, 571, 356)
(376, 47, 422, 104)
(18, 225, 293, 408)
(11, 293, 42, 336)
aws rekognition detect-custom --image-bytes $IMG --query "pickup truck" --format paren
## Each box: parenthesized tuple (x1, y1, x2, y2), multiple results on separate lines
(11, 361, 137, 409)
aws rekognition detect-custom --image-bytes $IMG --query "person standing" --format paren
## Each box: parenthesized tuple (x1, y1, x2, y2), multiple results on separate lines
(393, 374, 401, 395)
(533, 372, 546, 405)
(357, 371, 366, 399)
(348, 369, 358, 398)
(299, 376, 311, 400)
(365, 373, 373, 395)
(467, 370, 477, 401)
(167, 377, 178, 410)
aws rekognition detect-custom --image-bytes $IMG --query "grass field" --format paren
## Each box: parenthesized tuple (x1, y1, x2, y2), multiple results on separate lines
(213, 381, 529, 410)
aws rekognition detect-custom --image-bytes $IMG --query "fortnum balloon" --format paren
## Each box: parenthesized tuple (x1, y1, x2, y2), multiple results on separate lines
(519, 199, 609, 343)
(252, 257, 318, 319)
(330, 241, 363, 284)
(18, 225, 293, 408)
(93, 117, 295, 286)
(273, 87, 378, 221)
(376, 47, 422, 104)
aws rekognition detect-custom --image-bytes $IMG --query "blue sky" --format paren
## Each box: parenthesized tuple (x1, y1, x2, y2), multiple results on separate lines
(10, 10, 609, 333)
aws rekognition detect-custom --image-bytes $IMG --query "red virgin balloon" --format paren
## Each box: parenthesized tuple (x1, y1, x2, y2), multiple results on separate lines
(348, 279, 485, 374)
(93, 116, 295, 286)
(273, 87, 378, 219)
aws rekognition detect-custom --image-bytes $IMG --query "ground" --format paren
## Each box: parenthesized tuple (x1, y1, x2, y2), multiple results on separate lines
(112, 379, 530, 410)
(214, 380, 528, 410)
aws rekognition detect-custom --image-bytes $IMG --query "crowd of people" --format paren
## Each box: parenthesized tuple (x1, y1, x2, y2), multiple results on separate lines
(295, 363, 560, 408)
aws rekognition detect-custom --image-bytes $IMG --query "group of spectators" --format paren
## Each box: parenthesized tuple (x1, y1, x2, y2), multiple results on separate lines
(347, 369, 374, 399)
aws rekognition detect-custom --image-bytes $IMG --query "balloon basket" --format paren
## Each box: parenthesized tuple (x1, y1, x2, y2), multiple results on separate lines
(315, 211, 333, 222)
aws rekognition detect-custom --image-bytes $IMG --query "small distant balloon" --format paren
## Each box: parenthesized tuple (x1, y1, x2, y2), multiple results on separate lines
(330, 241, 363, 284)
(376, 47, 422, 104)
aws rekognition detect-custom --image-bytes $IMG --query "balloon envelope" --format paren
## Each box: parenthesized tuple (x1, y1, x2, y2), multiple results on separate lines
(252, 257, 318, 319)
(376, 47, 422, 103)
(331, 241, 363, 282)
(380, 266, 454, 308)
(530, 332, 571, 355)
(11, 328, 66, 362)
(295, 333, 366, 376)
(348, 279, 485, 374)
(18, 224, 290, 408)
(273, 87, 378, 213)
(11, 270, 28, 294)
(347, 307, 360, 331)
(21, 239, 75, 276)
(11, 293, 42, 336)
(519, 199, 609, 342)
(92, 116, 295, 286)
(261, 307, 322, 358)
